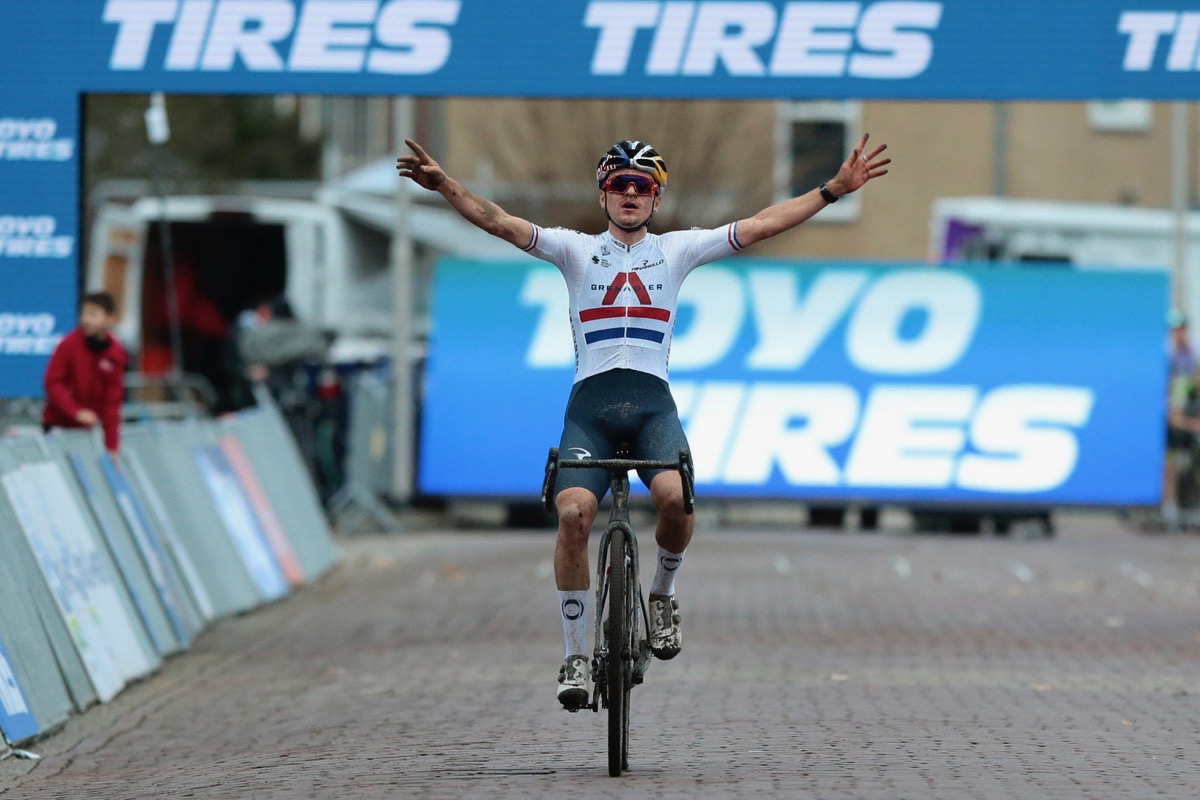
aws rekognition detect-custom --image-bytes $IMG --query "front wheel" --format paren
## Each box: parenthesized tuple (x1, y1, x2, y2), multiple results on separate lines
(607, 526, 628, 777)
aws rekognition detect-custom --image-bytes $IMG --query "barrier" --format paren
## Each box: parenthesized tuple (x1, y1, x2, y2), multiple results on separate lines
(0, 397, 340, 747)
(0, 441, 103, 714)
(327, 370, 402, 535)
(122, 423, 264, 618)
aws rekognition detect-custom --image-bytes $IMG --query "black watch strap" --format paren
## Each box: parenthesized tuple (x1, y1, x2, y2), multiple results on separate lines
(819, 182, 839, 203)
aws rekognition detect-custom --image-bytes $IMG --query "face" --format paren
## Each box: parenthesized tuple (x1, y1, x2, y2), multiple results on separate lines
(79, 302, 115, 338)
(599, 168, 660, 228)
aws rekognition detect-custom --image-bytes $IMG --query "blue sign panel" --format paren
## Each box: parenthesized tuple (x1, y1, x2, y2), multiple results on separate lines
(0, 101, 78, 397)
(421, 258, 1168, 506)
(3, 2, 1200, 100)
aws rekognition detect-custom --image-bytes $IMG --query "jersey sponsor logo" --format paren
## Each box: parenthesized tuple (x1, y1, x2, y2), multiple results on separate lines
(1119, 10, 1200, 71)
(0, 313, 60, 355)
(103, 0, 462, 74)
(0, 216, 74, 259)
(525, 266, 1096, 494)
(585, 1, 943, 79)
(0, 119, 75, 162)
(582, 271, 670, 345)
(567, 447, 592, 458)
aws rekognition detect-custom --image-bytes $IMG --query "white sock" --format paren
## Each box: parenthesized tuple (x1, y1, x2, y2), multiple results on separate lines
(649, 546, 685, 597)
(558, 590, 589, 658)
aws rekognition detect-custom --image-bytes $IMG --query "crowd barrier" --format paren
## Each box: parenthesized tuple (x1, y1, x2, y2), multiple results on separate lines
(0, 397, 340, 752)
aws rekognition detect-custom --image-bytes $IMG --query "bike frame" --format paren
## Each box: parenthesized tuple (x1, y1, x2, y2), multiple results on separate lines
(541, 447, 694, 776)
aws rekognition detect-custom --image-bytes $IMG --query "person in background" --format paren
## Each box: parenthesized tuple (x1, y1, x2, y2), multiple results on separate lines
(42, 291, 128, 456)
(1163, 309, 1200, 529)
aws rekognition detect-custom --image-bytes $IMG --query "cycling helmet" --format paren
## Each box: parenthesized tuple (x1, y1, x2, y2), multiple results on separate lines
(596, 140, 668, 190)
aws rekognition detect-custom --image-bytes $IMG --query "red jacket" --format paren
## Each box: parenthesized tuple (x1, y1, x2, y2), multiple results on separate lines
(42, 328, 128, 452)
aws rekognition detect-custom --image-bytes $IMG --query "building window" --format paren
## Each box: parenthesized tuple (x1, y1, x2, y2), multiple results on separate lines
(775, 101, 862, 221)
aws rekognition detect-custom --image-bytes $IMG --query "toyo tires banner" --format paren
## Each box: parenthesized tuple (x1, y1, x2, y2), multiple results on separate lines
(420, 258, 1167, 506)
(3, 2, 1200, 100)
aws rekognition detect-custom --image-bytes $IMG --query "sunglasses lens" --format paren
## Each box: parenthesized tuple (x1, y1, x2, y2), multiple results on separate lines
(606, 175, 656, 195)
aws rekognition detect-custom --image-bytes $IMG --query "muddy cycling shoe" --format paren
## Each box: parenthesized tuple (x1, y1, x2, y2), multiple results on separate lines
(557, 654, 590, 709)
(648, 594, 682, 660)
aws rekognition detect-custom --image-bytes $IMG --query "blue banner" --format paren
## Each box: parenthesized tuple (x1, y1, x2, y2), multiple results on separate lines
(0, 101, 78, 397)
(3, 2, 1200, 100)
(421, 258, 1168, 506)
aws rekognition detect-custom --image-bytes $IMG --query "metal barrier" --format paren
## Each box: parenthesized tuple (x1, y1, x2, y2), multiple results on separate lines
(0, 396, 340, 750)
(327, 370, 402, 535)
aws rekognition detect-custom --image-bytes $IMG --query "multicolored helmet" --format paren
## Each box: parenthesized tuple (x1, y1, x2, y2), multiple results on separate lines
(596, 140, 668, 189)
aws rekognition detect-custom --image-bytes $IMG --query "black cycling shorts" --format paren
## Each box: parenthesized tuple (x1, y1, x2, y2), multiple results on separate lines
(555, 368, 690, 503)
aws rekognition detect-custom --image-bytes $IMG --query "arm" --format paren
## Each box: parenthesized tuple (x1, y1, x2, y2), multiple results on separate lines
(397, 139, 534, 249)
(734, 133, 890, 249)
(100, 355, 126, 454)
(43, 342, 83, 420)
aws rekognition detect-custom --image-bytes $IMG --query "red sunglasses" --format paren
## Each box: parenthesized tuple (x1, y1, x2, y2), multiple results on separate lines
(603, 174, 659, 196)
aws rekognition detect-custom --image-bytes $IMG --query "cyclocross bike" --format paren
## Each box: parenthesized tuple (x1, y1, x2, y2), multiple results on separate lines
(542, 446, 695, 777)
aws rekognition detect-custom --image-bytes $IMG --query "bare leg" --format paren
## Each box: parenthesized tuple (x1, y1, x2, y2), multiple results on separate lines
(650, 471, 693, 553)
(555, 487, 597, 590)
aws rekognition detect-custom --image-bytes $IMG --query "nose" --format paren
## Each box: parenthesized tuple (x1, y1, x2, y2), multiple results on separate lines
(622, 182, 639, 196)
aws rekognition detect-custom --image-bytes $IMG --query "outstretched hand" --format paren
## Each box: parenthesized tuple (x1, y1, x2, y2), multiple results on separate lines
(396, 138, 447, 191)
(830, 133, 890, 196)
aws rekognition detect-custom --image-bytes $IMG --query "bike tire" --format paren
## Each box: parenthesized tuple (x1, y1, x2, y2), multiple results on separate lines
(621, 545, 635, 772)
(607, 526, 627, 777)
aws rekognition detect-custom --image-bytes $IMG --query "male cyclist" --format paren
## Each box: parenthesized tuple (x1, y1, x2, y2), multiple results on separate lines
(397, 135, 889, 708)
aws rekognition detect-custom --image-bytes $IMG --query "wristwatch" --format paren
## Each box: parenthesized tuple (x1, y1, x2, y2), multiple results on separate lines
(819, 182, 839, 203)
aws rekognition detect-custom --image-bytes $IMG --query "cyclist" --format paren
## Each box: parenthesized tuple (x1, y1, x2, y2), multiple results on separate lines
(397, 134, 889, 707)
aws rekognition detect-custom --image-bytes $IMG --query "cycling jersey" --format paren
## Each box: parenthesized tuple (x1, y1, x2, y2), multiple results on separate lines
(523, 224, 744, 383)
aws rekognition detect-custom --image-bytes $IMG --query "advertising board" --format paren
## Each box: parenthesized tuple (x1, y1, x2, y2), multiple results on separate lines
(421, 258, 1167, 506)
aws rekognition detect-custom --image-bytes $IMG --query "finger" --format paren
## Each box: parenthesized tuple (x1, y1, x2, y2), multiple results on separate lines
(866, 143, 887, 160)
(868, 168, 889, 179)
(405, 138, 429, 159)
(869, 157, 892, 169)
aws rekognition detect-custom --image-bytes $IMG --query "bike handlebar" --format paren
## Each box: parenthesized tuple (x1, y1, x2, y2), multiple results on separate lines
(541, 447, 696, 516)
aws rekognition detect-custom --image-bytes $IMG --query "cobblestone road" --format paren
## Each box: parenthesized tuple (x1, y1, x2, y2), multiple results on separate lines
(4, 512, 1200, 798)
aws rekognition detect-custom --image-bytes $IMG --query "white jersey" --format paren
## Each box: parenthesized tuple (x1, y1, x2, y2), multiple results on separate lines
(522, 223, 745, 383)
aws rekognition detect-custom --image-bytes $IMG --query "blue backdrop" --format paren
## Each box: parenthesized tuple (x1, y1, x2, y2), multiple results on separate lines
(421, 258, 1168, 506)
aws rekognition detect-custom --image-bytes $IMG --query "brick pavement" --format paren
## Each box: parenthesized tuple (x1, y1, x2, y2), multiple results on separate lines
(3, 512, 1200, 799)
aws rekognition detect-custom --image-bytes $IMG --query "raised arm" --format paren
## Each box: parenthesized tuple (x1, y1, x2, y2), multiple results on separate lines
(396, 138, 534, 248)
(734, 133, 890, 249)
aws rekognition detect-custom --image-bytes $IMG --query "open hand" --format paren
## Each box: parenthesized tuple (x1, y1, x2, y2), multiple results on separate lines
(829, 133, 890, 196)
(396, 138, 447, 191)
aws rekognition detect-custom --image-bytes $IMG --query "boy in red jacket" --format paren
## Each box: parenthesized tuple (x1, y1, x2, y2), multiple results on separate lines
(42, 292, 128, 455)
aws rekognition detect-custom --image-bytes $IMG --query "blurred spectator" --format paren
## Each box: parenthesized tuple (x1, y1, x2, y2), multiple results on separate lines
(1163, 310, 1200, 528)
(42, 291, 128, 456)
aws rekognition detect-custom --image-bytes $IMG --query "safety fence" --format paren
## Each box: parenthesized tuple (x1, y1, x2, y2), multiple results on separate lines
(0, 398, 339, 753)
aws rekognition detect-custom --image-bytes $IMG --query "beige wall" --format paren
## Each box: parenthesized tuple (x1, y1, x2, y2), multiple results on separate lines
(431, 98, 1191, 263)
